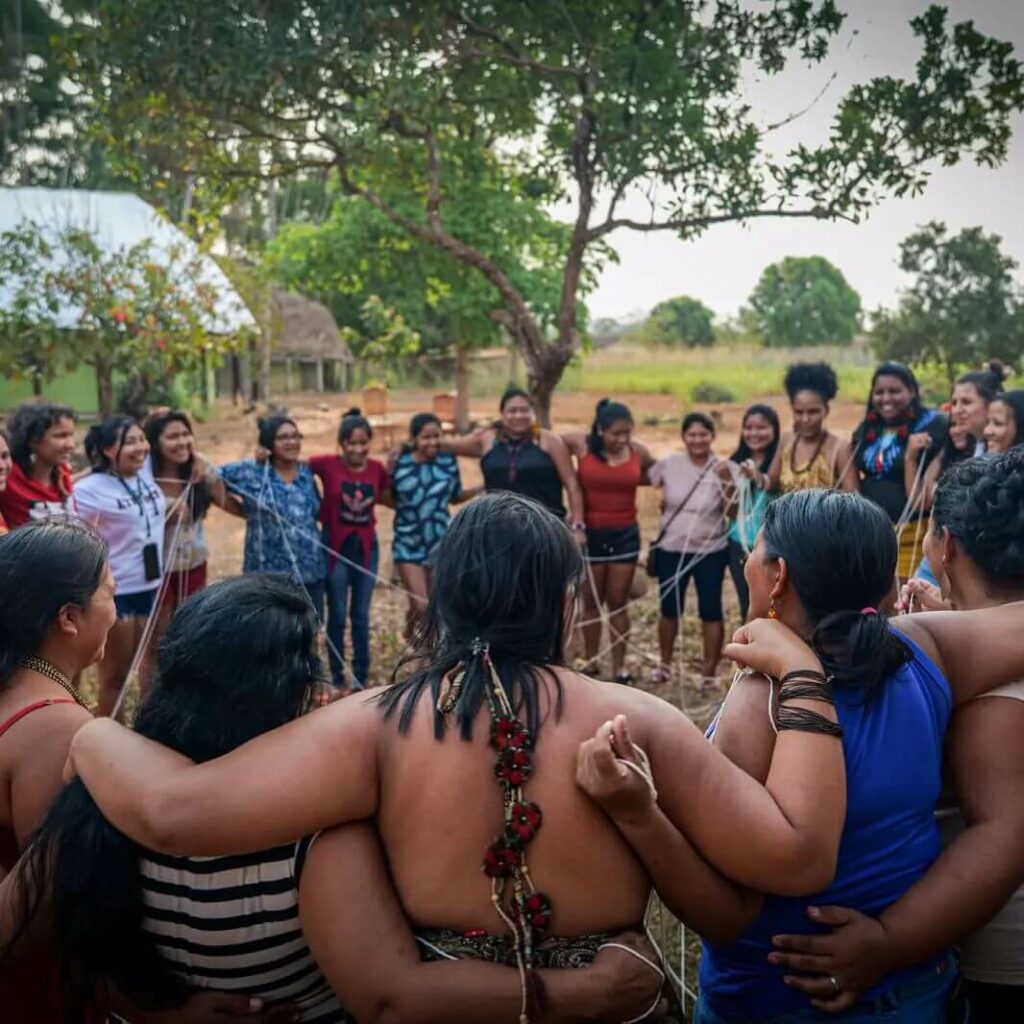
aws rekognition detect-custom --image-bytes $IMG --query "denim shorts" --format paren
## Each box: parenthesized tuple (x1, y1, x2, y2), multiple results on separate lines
(693, 952, 956, 1024)
(585, 523, 640, 564)
(114, 588, 157, 620)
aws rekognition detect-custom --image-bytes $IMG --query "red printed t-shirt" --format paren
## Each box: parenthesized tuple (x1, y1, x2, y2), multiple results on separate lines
(0, 462, 75, 528)
(308, 455, 389, 569)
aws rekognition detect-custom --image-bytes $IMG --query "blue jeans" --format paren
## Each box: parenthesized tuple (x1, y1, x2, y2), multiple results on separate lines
(693, 954, 956, 1023)
(302, 579, 326, 622)
(326, 541, 378, 688)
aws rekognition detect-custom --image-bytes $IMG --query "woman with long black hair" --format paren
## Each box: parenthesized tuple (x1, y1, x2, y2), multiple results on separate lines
(3, 574, 675, 1024)
(75, 416, 166, 716)
(0, 402, 77, 528)
(145, 411, 237, 616)
(767, 451, 1024, 1023)
(563, 399, 655, 685)
(0, 428, 11, 534)
(0, 518, 111, 1022)
(726, 404, 780, 621)
(578, 487, 1024, 1023)
(66, 493, 865, 1023)
(853, 362, 947, 580)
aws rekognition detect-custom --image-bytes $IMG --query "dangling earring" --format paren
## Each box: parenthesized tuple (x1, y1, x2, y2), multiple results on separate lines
(767, 598, 779, 620)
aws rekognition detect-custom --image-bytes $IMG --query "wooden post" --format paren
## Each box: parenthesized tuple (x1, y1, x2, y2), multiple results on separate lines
(316, 358, 325, 392)
(455, 345, 470, 432)
(285, 357, 293, 394)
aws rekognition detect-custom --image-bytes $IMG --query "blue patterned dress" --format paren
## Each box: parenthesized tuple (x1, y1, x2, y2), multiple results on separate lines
(219, 460, 327, 585)
(391, 452, 462, 565)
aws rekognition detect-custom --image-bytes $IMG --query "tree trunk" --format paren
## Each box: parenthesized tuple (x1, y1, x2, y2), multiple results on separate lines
(31, 364, 43, 397)
(455, 345, 470, 432)
(526, 353, 565, 430)
(95, 357, 114, 418)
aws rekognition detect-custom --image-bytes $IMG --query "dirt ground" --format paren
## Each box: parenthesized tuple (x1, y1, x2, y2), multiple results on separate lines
(195, 388, 866, 709)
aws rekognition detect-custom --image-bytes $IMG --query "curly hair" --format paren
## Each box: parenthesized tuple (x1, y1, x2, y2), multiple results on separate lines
(932, 449, 1024, 582)
(784, 362, 839, 404)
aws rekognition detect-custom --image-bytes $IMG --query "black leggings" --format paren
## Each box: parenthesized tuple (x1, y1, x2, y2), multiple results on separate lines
(656, 547, 728, 621)
(727, 539, 750, 623)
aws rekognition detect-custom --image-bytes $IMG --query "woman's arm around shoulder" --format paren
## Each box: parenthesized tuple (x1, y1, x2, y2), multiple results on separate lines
(66, 691, 384, 857)
(589, 621, 845, 896)
(440, 429, 490, 458)
(560, 430, 588, 461)
(634, 441, 657, 484)
(892, 603, 1024, 705)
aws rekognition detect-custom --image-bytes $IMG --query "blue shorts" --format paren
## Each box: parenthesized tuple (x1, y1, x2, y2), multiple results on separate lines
(114, 588, 157, 619)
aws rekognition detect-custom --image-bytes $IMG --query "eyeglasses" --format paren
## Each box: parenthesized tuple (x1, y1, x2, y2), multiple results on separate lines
(276, 433, 304, 442)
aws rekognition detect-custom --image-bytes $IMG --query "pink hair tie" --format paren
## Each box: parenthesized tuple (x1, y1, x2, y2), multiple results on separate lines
(860, 606, 878, 616)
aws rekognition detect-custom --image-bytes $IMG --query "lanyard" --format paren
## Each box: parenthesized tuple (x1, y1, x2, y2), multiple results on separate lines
(116, 474, 152, 540)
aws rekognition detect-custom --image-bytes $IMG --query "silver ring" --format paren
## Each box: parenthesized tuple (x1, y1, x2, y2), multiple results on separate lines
(829, 975, 841, 994)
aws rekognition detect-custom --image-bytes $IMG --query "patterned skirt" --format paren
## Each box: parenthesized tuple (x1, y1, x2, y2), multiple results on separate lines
(416, 927, 686, 1022)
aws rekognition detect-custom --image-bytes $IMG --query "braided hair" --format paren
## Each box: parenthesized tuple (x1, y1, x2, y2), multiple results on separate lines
(932, 450, 1024, 583)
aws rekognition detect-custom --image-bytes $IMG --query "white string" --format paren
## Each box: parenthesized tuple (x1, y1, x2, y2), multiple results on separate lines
(596, 942, 666, 1024)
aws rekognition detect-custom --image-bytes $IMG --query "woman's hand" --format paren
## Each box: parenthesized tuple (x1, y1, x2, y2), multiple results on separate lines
(897, 578, 948, 614)
(254, 445, 270, 464)
(576, 716, 655, 826)
(767, 905, 891, 1013)
(588, 931, 668, 1023)
(724, 618, 821, 681)
(739, 458, 760, 481)
(905, 432, 931, 462)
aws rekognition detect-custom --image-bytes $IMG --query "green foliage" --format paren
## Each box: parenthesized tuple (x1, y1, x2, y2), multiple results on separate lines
(265, 188, 587, 357)
(644, 296, 716, 348)
(57, 1, 1024, 416)
(339, 295, 421, 383)
(871, 222, 1024, 384)
(0, 219, 245, 414)
(747, 256, 861, 348)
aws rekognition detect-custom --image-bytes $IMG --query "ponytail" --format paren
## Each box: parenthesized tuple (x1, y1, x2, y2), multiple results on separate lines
(588, 398, 633, 460)
(762, 490, 910, 693)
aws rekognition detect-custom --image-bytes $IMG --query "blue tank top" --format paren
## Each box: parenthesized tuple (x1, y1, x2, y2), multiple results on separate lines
(700, 634, 952, 1019)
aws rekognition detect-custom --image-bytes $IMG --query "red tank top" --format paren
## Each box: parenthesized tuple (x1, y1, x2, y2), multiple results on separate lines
(578, 449, 642, 530)
(0, 697, 83, 1024)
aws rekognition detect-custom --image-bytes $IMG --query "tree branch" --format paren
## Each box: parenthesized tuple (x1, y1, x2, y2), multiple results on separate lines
(452, 7, 583, 79)
(586, 205, 855, 241)
(424, 128, 443, 232)
(334, 155, 542, 363)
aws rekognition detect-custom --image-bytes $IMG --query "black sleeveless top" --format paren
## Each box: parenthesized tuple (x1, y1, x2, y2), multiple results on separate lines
(481, 435, 566, 519)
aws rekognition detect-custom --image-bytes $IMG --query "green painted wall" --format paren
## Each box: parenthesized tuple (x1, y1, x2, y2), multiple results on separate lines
(0, 366, 100, 415)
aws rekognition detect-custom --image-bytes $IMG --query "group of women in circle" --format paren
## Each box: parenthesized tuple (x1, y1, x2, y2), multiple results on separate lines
(1, 359, 1021, 704)
(4, 443, 1024, 1023)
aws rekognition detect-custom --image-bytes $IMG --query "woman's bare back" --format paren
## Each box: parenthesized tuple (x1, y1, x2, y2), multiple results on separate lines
(376, 668, 656, 935)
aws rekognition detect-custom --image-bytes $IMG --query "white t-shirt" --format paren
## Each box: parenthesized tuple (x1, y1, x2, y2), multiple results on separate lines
(74, 469, 167, 595)
(937, 680, 1024, 985)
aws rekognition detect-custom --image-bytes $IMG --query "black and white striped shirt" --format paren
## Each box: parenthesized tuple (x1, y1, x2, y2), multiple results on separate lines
(139, 839, 346, 1023)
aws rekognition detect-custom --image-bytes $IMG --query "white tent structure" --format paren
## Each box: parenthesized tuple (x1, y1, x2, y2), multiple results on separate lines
(0, 188, 255, 333)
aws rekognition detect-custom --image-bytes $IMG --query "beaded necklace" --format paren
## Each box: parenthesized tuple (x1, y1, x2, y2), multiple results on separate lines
(438, 643, 549, 1024)
(17, 655, 90, 710)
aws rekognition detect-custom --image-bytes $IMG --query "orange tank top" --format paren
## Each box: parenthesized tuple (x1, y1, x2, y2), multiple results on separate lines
(578, 448, 642, 530)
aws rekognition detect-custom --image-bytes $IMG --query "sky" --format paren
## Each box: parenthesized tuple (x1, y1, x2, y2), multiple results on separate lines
(587, 0, 1024, 324)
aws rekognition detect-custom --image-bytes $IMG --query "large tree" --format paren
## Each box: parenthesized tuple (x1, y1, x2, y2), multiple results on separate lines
(872, 222, 1024, 386)
(747, 255, 861, 347)
(0, 220, 245, 415)
(266, 187, 592, 425)
(643, 295, 716, 348)
(63, 2, 1024, 422)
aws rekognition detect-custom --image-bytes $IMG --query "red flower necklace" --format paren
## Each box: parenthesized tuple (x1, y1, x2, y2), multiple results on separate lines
(478, 647, 551, 1024)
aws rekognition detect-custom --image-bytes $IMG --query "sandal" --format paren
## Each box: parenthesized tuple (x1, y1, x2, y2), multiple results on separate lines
(649, 665, 672, 686)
